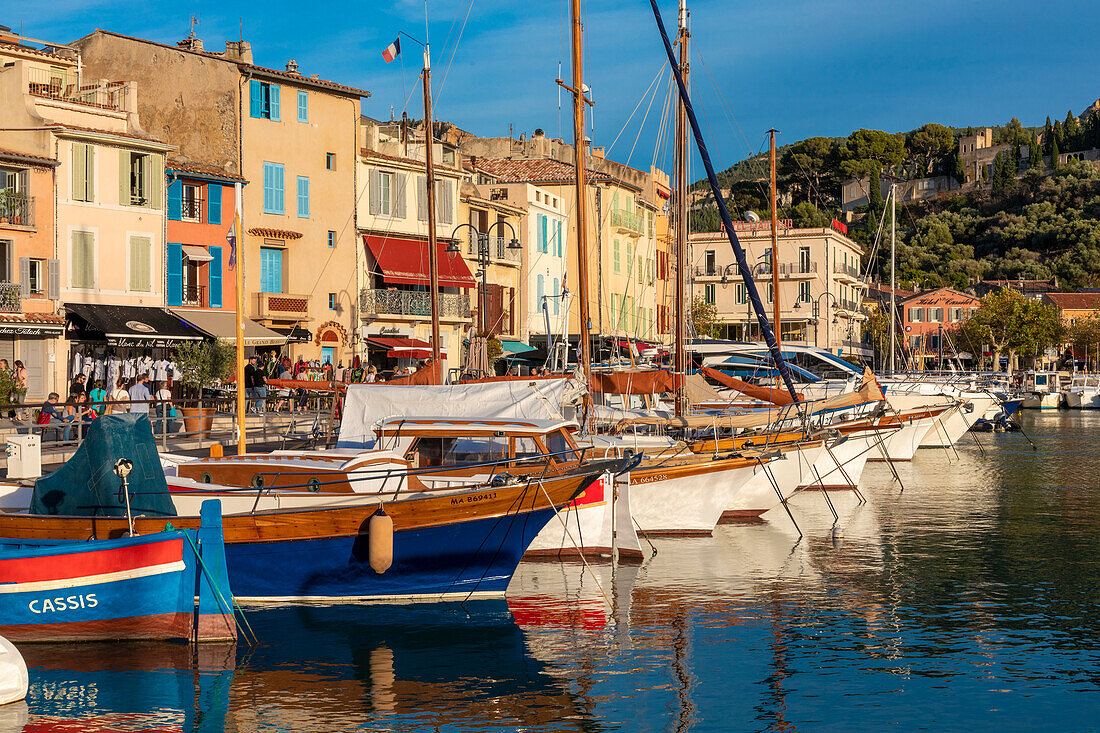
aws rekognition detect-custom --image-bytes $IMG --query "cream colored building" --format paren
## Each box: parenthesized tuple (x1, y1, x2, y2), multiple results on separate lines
(0, 33, 177, 397)
(689, 225, 869, 359)
(74, 30, 368, 365)
(356, 118, 471, 376)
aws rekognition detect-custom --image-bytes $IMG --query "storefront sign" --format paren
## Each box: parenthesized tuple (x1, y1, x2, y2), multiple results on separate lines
(365, 325, 414, 338)
(107, 337, 192, 348)
(0, 326, 63, 337)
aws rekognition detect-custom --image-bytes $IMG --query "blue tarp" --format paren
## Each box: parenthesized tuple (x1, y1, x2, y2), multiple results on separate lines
(30, 413, 176, 517)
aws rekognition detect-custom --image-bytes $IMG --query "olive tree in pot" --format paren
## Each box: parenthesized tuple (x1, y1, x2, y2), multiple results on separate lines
(174, 340, 235, 437)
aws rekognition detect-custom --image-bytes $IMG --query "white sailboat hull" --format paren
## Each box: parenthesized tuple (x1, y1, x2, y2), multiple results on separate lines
(721, 441, 826, 519)
(525, 473, 643, 560)
(869, 414, 939, 461)
(629, 462, 756, 536)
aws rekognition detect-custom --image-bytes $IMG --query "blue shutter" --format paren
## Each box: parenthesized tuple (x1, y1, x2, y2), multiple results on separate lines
(166, 242, 183, 307)
(208, 246, 223, 308)
(273, 164, 284, 214)
(249, 80, 262, 118)
(167, 178, 182, 220)
(297, 176, 309, 218)
(555, 220, 562, 256)
(263, 164, 272, 213)
(207, 184, 222, 225)
(269, 84, 281, 121)
(297, 90, 308, 123)
(539, 215, 547, 253)
(552, 278, 560, 314)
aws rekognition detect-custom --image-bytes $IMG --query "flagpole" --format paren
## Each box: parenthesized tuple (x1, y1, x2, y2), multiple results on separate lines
(233, 183, 246, 455)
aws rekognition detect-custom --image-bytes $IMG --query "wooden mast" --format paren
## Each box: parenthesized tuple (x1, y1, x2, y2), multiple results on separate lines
(234, 183, 246, 454)
(560, 0, 593, 391)
(673, 0, 690, 418)
(422, 44, 442, 378)
(769, 129, 781, 364)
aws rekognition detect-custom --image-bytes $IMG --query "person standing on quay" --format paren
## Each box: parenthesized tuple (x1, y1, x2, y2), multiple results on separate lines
(128, 374, 152, 415)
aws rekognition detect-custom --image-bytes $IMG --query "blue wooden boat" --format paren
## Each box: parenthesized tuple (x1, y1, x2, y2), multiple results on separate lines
(0, 500, 235, 643)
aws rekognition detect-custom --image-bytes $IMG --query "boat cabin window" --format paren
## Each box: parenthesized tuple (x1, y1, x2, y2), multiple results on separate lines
(514, 437, 543, 463)
(544, 429, 581, 465)
(408, 436, 509, 468)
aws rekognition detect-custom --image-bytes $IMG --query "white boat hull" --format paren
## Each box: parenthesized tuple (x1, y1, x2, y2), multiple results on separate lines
(1021, 392, 1061, 409)
(525, 473, 643, 560)
(799, 430, 888, 490)
(721, 441, 826, 520)
(628, 461, 757, 535)
(869, 414, 939, 461)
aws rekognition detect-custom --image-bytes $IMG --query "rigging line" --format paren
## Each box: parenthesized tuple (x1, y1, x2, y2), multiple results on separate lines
(652, 74, 673, 175)
(694, 42, 757, 164)
(625, 66, 665, 170)
(776, 130, 826, 210)
(605, 64, 665, 157)
(433, 0, 476, 106)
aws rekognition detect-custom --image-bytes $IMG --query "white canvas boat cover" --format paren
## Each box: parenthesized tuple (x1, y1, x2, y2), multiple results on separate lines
(337, 378, 579, 448)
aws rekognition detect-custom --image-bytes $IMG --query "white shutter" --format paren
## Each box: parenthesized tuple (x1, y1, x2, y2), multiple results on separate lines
(443, 180, 454, 224)
(18, 258, 29, 298)
(369, 169, 381, 215)
(417, 175, 427, 221)
(394, 173, 407, 219)
(47, 259, 60, 300)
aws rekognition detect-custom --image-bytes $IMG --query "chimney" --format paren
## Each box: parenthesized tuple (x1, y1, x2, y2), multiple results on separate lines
(223, 40, 253, 64)
(286, 59, 299, 73)
(592, 147, 605, 159)
(177, 37, 204, 52)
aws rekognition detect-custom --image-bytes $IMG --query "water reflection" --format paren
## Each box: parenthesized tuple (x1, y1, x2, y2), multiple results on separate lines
(17, 415, 1100, 731)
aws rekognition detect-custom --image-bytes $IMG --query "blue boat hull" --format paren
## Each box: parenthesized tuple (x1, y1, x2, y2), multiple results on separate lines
(227, 505, 560, 601)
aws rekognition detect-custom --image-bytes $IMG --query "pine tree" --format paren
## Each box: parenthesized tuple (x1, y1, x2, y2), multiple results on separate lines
(1065, 110, 1081, 152)
(991, 152, 1003, 190)
(1043, 116, 1053, 155)
(1012, 136, 1022, 171)
(1051, 135, 1061, 170)
(1053, 119, 1064, 152)
(1029, 131, 1042, 171)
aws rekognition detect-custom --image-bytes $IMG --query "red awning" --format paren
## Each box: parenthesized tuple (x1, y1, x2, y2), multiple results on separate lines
(363, 235, 475, 289)
(366, 336, 448, 358)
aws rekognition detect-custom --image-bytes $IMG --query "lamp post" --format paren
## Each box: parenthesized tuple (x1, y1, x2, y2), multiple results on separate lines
(742, 260, 770, 341)
(795, 291, 839, 350)
(449, 221, 522, 334)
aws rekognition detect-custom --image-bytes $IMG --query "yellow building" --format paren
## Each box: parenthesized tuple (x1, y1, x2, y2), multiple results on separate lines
(74, 30, 369, 365)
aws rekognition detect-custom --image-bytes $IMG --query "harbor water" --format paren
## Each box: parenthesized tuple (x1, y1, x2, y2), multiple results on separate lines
(9, 412, 1100, 732)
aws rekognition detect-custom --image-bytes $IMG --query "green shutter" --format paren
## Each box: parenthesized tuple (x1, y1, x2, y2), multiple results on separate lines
(71, 231, 94, 289)
(129, 236, 151, 292)
(119, 149, 130, 206)
(148, 155, 162, 209)
(86, 145, 95, 202)
(72, 143, 86, 201)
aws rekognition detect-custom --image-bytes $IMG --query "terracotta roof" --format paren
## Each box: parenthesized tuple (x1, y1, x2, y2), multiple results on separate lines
(1043, 292, 1100, 310)
(0, 313, 66, 325)
(865, 282, 917, 299)
(0, 147, 59, 168)
(52, 124, 168, 145)
(248, 227, 302, 240)
(898, 287, 979, 304)
(0, 41, 71, 62)
(167, 159, 247, 182)
(359, 149, 462, 175)
(474, 157, 609, 185)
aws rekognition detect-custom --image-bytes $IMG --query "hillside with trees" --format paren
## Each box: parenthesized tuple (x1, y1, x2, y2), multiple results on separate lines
(690, 107, 1100, 289)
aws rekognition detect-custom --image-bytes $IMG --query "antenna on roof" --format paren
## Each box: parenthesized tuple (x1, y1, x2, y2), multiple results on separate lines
(239, 18, 243, 43)
(188, 16, 199, 39)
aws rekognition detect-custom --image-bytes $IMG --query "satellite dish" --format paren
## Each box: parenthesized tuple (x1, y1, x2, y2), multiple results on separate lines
(744, 211, 761, 222)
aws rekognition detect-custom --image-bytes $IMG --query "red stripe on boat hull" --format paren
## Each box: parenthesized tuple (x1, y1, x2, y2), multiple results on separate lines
(0, 539, 184, 583)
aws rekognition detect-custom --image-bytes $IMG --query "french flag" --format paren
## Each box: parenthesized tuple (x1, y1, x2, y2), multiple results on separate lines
(382, 37, 401, 64)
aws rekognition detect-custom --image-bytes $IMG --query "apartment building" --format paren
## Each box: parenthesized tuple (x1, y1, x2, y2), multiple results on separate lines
(899, 287, 980, 368)
(458, 181, 525, 346)
(689, 224, 869, 359)
(73, 30, 368, 365)
(356, 118, 472, 375)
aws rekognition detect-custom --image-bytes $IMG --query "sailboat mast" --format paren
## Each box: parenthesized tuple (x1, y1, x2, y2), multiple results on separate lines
(567, 0, 593, 386)
(889, 183, 896, 372)
(673, 0, 689, 417)
(769, 129, 781, 358)
(422, 44, 442, 376)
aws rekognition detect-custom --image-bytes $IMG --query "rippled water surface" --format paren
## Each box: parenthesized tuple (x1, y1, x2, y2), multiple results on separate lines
(12, 413, 1100, 732)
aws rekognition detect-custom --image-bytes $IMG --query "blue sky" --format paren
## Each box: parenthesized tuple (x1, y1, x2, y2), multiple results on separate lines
(18, 0, 1100, 175)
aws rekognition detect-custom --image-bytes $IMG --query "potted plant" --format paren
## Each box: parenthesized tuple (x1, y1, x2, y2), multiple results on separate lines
(0, 189, 16, 224)
(174, 339, 235, 437)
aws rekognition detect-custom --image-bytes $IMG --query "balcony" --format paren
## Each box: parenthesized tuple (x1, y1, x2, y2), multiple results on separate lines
(360, 288, 471, 320)
(255, 292, 310, 321)
(182, 284, 206, 308)
(778, 261, 817, 278)
(0, 283, 20, 313)
(833, 261, 863, 283)
(467, 233, 522, 264)
(27, 67, 128, 111)
(0, 192, 33, 228)
(611, 208, 644, 236)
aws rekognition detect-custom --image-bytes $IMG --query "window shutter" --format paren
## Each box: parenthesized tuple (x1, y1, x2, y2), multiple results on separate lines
(297, 176, 309, 218)
(297, 90, 308, 123)
(270, 84, 281, 121)
(555, 220, 562, 256)
(18, 258, 29, 298)
(71, 143, 86, 200)
(540, 215, 547, 253)
(443, 180, 454, 224)
(129, 236, 151, 292)
(147, 154, 162, 209)
(394, 173, 407, 218)
(71, 231, 94, 289)
(47, 259, 60, 300)
(369, 170, 382, 215)
(167, 178, 182, 220)
(85, 145, 95, 202)
(249, 80, 262, 118)
(552, 278, 560, 314)
(209, 246, 223, 308)
(207, 183, 222, 225)
(119, 149, 130, 206)
(166, 243, 183, 306)
(417, 175, 427, 220)
(262, 163, 273, 213)
(273, 164, 284, 214)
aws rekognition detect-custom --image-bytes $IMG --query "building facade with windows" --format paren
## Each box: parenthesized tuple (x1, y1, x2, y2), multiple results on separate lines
(898, 287, 980, 368)
(689, 225, 869, 359)
(356, 118, 472, 376)
(74, 30, 368, 365)
(458, 183, 525, 349)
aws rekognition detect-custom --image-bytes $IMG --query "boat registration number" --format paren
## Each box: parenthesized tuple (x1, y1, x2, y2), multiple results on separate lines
(451, 491, 498, 505)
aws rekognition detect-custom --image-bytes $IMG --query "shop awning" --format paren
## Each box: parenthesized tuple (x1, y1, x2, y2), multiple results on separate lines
(170, 308, 287, 347)
(363, 235, 475, 289)
(271, 325, 312, 343)
(365, 336, 447, 359)
(182, 245, 213, 262)
(498, 339, 531, 354)
(65, 303, 205, 347)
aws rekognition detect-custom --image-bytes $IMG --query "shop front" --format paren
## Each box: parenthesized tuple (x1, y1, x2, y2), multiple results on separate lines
(0, 314, 67, 401)
(363, 326, 449, 378)
(170, 308, 287, 357)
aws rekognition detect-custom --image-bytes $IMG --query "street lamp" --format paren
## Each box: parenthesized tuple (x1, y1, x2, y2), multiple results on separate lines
(801, 291, 840, 349)
(449, 221, 522, 334)
(740, 261, 771, 341)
